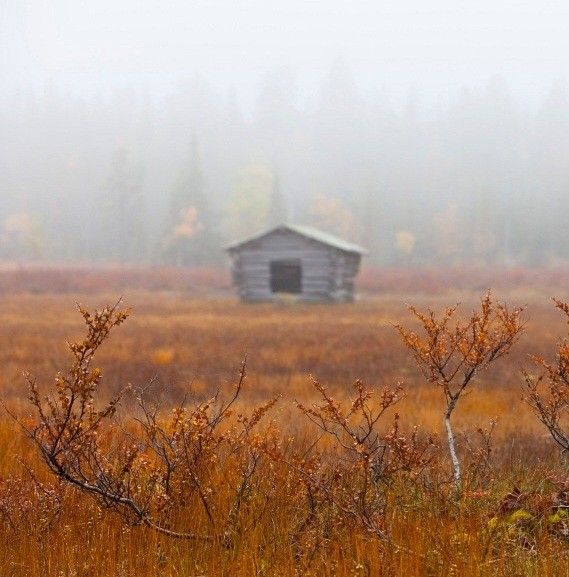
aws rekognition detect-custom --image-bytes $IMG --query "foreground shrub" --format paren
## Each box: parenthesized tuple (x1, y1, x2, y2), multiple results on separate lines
(397, 292, 524, 494)
(14, 300, 439, 567)
(524, 299, 569, 452)
(20, 301, 279, 543)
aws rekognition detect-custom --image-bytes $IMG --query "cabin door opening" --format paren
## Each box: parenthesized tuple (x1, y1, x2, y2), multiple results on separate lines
(270, 259, 302, 294)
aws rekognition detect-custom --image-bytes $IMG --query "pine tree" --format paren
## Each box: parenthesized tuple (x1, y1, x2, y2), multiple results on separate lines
(164, 135, 220, 266)
(104, 148, 146, 263)
(267, 169, 287, 227)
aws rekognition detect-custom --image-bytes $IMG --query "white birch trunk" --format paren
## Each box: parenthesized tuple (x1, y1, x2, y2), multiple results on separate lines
(444, 413, 461, 495)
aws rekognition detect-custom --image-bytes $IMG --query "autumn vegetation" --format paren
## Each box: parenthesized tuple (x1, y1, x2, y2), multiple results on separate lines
(1, 280, 569, 575)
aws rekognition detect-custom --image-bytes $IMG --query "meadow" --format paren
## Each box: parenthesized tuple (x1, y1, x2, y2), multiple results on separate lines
(1, 272, 569, 576)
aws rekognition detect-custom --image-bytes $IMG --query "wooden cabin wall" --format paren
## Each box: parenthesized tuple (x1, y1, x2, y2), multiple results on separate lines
(329, 252, 361, 302)
(229, 230, 361, 302)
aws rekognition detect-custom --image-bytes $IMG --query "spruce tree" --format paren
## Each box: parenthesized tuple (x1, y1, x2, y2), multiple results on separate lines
(164, 135, 219, 266)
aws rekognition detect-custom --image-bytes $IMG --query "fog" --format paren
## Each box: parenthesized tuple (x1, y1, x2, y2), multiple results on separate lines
(2, 0, 569, 265)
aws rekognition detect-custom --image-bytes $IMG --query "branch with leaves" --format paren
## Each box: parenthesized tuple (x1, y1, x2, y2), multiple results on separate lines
(523, 299, 569, 452)
(397, 291, 524, 494)
(19, 302, 278, 544)
(295, 379, 435, 542)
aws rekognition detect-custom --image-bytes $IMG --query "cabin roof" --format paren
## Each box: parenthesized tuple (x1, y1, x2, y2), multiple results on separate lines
(225, 224, 368, 255)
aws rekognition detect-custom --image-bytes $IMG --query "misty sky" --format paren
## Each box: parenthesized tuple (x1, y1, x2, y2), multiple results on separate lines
(3, 0, 569, 110)
(4, 0, 569, 267)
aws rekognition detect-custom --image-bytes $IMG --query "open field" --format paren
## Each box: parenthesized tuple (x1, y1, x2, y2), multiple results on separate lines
(1, 284, 569, 576)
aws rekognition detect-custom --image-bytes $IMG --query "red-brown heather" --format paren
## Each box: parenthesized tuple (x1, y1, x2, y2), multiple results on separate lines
(2, 268, 569, 576)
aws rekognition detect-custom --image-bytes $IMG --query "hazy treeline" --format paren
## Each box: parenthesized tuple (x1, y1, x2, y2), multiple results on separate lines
(2, 64, 569, 266)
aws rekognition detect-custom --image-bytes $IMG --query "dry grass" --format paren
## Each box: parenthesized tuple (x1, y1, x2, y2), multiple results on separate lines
(0, 289, 569, 575)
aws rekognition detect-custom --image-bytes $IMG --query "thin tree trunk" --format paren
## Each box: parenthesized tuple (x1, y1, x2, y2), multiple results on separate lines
(444, 404, 461, 496)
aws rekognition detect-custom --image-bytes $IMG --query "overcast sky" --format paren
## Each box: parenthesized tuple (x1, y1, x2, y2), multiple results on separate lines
(2, 0, 569, 109)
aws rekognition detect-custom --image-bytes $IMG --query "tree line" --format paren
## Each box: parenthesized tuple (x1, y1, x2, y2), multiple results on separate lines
(2, 64, 569, 266)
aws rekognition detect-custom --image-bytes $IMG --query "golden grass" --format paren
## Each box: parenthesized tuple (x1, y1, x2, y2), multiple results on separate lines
(0, 290, 569, 576)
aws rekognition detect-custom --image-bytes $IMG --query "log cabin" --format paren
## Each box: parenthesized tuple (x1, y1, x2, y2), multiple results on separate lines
(226, 224, 367, 302)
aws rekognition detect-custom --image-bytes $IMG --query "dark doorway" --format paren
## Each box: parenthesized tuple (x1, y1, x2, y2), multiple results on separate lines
(270, 259, 302, 294)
